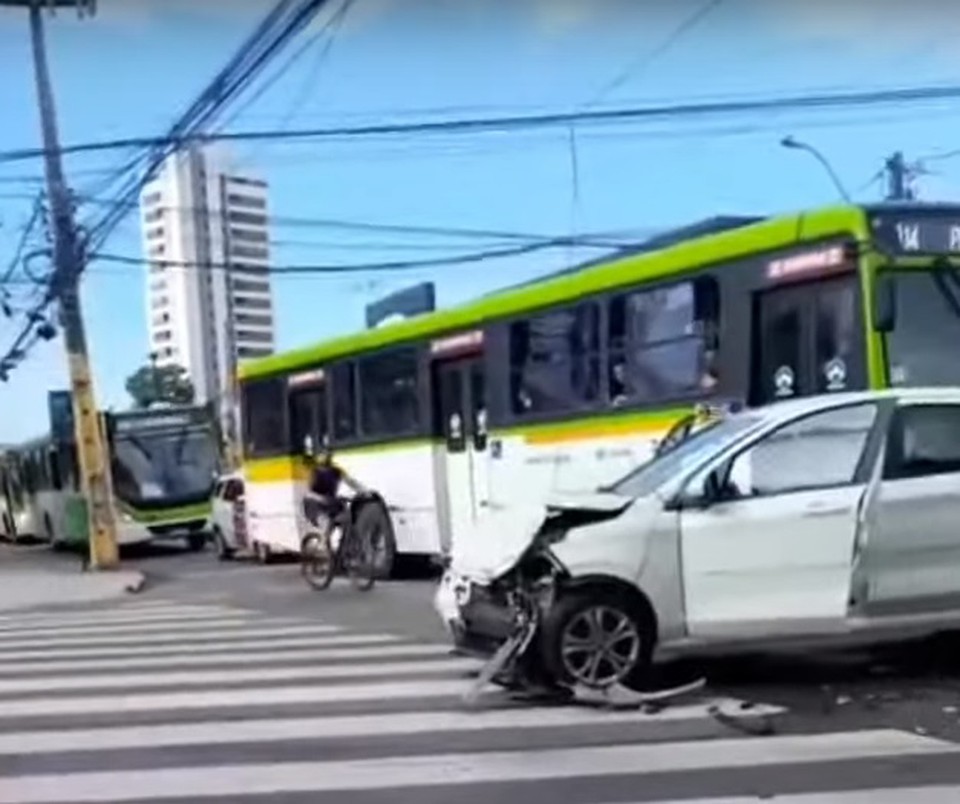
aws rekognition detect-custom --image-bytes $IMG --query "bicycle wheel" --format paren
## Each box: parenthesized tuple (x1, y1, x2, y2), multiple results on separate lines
(301, 531, 335, 591)
(344, 525, 376, 592)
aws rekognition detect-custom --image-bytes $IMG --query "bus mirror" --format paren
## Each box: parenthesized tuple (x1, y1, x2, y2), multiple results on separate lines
(874, 274, 897, 333)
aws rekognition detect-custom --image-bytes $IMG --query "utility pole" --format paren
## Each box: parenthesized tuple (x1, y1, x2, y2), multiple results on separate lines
(884, 152, 916, 201)
(6, 0, 119, 568)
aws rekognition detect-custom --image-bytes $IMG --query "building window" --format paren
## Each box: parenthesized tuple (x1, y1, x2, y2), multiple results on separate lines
(233, 263, 268, 277)
(230, 228, 268, 244)
(143, 208, 164, 224)
(236, 329, 273, 344)
(509, 302, 601, 416)
(149, 244, 166, 257)
(150, 280, 167, 293)
(231, 244, 268, 260)
(237, 346, 272, 359)
(234, 297, 271, 310)
(151, 296, 168, 310)
(235, 313, 273, 327)
(228, 211, 267, 226)
(226, 194, 267, 210)
(153, 330, 172, 343)
(143, 192, 162, 206)
(229, 176, 267, 189)
(233, 279, 269, 294)
(608, 276, 719, 406)
(358, 348, 420, 437)
(147, 226, 165, 240)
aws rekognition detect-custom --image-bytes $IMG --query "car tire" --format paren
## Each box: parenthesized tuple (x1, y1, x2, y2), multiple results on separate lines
(354, 502, 396, 580)
(539, 588, 654, 690)
(186, 532, 207, 553)
(214, 528, 234, 561)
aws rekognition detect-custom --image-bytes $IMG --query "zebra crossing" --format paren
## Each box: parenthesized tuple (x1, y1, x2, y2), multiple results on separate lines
(0, 598, 957, 803)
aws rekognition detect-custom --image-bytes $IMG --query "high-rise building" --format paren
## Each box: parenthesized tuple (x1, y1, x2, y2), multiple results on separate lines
(139, 145, 274, 444)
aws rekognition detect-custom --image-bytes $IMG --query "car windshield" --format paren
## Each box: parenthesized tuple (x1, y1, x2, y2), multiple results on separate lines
(884, 268, 960, 387)
(111, 426, 218, 506)
(605, 413, 762, 499)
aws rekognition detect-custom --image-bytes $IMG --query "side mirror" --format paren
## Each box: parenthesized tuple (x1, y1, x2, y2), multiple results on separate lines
(874, 273, 897, 333)
(702, 469, 723, 502)
(668, 466, 724, 511)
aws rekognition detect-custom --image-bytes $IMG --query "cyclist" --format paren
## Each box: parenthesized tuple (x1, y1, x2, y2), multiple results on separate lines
(301, 439, 368, 542)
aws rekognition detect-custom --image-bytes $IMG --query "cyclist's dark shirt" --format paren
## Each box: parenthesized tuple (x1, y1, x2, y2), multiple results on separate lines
(309, 462, 344, 497)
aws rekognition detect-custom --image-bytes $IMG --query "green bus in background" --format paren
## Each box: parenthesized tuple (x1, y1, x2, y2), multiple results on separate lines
(1, 401, 221, 551)
(230, 202, 960, 570)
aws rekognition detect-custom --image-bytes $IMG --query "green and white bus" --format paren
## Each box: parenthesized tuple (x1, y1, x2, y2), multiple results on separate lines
(4, 403, 221, 550)
(237, 203, 960, 572)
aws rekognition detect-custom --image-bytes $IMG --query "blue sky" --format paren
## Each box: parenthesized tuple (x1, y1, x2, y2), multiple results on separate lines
(1, 0, 960, 441)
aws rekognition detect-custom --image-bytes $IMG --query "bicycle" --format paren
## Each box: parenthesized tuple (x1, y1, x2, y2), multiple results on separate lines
(300, 493, 379, 592)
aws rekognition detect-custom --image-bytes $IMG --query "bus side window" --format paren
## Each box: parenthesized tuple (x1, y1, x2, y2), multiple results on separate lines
(331, 362, 357, 441)
(607, 276, 720, 406)
(242, 378, 287, 457)
(509, 302, 601, 416)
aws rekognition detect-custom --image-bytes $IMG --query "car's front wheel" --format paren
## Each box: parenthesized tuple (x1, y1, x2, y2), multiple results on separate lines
(539, 589, 653, 690)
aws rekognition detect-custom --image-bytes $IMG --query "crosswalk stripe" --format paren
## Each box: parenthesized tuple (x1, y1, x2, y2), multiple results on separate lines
(605, 788, 960, 804)
(0, 657, 482, 694)
(0, 678, 481, 718)
(0, 622, 342, 650)
(0, 730, 951, 803)
(0, 641, 456, 675)
(0, 616, 271, 638)
(0, 697, 782, 755)
(0, 611, 258, 634)
(0, 605, 238, 627)
(0, 632, 401, 661)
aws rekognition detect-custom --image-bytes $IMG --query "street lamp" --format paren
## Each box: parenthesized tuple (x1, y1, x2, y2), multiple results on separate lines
(781, 135, 852, 204)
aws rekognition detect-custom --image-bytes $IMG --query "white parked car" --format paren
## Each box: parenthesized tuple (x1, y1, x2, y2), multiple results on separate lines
(436, 388, 960, 691)
(211, 473, 249, 561)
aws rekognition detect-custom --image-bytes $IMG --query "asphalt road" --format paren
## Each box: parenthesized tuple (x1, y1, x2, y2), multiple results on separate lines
(1, 541, 960, 802)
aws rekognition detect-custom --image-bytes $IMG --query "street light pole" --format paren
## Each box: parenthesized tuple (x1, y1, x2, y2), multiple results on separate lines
(9, 0, 119, 569)
(780, 135, 853, 204)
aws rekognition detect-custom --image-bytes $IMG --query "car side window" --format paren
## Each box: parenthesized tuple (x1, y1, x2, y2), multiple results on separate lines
(727, 403, 878, 498)
(884, 404, 960, 481)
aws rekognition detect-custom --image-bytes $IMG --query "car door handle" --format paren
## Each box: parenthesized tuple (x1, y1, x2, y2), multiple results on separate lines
(802, 505, 849, 518)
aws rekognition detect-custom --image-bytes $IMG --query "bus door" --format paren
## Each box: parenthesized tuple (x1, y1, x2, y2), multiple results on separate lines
(433, 356, 488, 554)
(751, 275, 864, 406)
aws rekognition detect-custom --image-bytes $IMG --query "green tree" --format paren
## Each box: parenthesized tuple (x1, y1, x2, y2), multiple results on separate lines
(125, 363, 195, 409)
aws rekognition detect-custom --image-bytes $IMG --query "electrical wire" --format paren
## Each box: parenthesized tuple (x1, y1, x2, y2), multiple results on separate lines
(91, 235, 618, 274)
(584, 0, 725, 108)
(8, 81, 960, 166)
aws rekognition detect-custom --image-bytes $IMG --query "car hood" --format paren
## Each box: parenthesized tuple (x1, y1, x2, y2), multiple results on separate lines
(448, 491, 633, 584)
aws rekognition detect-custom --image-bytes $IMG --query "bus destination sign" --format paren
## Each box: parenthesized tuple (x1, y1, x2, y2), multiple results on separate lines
(871, 210, 960, 256)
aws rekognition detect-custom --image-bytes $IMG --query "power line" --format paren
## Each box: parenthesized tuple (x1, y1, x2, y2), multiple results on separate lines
(6, 81, 960, 165)
(585, 0, 725, 108)
(84, 195, 639, 246)
(91, 235, 619, 275)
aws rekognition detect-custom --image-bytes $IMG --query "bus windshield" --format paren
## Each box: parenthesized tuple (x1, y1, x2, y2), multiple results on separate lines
(110, 426, 218, 506)
(604, 413, 762, 499)
(885, 269, 960, 387)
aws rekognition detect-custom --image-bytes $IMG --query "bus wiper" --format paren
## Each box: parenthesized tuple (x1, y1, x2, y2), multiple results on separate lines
(932, 268, 960, 320)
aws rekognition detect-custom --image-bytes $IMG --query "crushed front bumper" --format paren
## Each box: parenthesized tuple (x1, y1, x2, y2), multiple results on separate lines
(434, 570, 519, 659)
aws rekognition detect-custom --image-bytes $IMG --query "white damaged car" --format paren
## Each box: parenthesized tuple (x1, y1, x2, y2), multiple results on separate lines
(435, 388, 960, 691)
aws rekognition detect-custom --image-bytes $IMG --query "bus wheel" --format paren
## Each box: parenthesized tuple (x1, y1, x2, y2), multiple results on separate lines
(355, 502, 396, 580)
